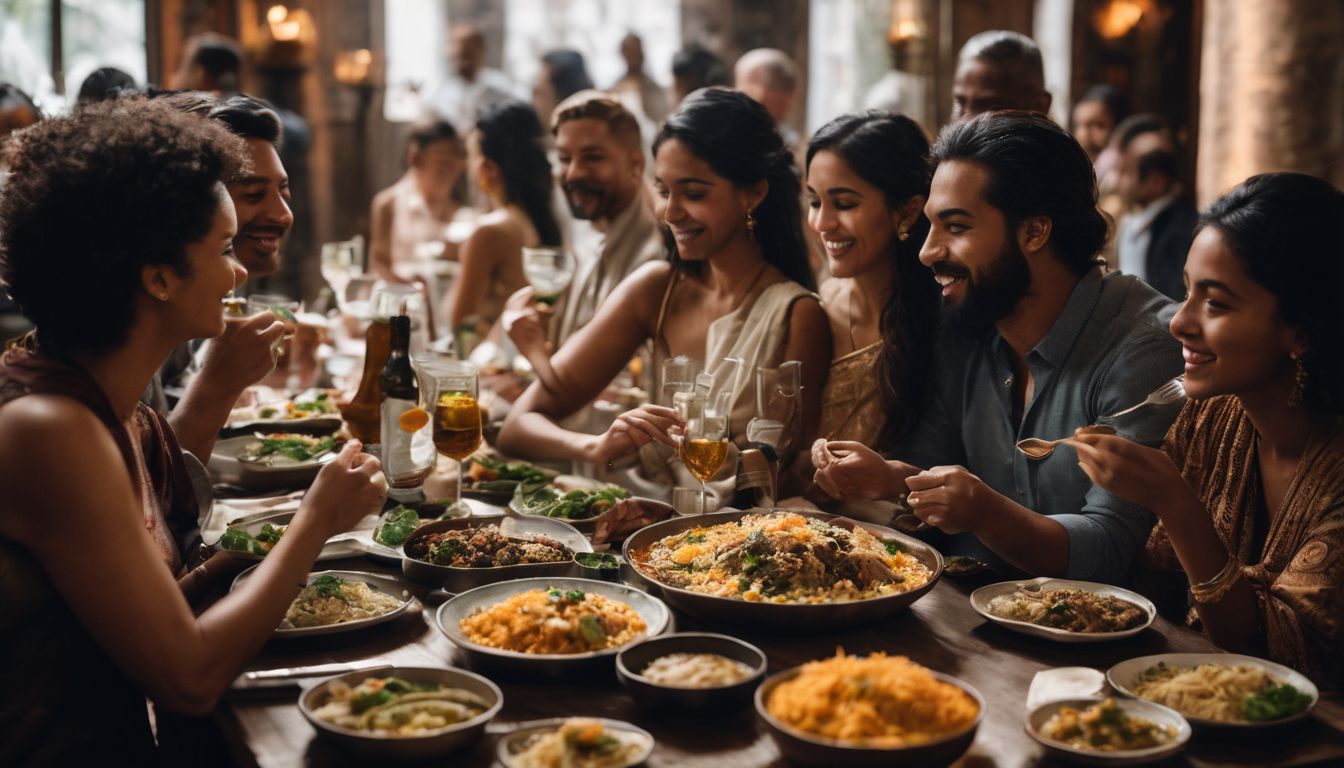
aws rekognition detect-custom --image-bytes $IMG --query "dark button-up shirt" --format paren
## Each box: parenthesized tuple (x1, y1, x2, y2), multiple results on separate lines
(898, 270, 1184, 584)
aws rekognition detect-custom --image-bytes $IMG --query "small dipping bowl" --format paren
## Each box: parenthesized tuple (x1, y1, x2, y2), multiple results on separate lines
(574, 552, 622, 583)
(616, 632, 767, 714)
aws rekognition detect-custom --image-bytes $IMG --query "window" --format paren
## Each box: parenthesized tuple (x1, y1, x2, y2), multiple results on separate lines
(0, 0, 147, 112)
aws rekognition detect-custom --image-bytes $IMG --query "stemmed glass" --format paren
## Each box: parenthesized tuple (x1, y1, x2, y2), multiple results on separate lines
(661, 355, 700, 414)
(680, 395, 730, 515)
(321, 240, 361, 305)
(746, 361, 801, 459)
(428, 360, 482, 519)
(521, 246, 577, 308)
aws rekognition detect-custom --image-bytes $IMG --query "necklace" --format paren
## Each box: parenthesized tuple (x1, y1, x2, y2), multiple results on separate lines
(730, 261, 772, 311)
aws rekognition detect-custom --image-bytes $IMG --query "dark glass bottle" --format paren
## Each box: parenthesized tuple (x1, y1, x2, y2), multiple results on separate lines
(380, 315, 433, 499)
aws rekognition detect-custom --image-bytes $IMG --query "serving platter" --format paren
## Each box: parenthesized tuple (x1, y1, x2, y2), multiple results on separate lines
(400, 515, 592, 593)
(212, 509, 375, 562)
(621, 509, 942, 630)
(1106, 653, 1320, 731)
(969, 577, 1157, 642)
(231, 567, 415, 638)
(1025, 697, 1190, 766)
(433, 576, 670, 680)
(209, 435, 336, 491)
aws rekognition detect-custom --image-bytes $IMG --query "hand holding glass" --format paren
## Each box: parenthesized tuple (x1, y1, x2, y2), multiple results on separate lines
(521, 247, 576, 307)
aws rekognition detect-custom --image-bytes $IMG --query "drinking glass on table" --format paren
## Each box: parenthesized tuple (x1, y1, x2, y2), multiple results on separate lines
(429, 360, 482, 519)
(679, 395, 730, 515)
(661, 355, 700, 417)
(521, 246, 576, 308)
(321, 240, 361, 303)
(247, 294, 301, 384)
(746, 360, 801, 460)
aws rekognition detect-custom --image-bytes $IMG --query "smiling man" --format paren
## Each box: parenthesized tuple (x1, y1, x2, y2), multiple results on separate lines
(812, 111, 1183, 585)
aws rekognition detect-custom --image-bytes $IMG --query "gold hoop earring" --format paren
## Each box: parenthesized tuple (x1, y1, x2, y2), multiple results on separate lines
(746, 210, 757, 239)
(1289, 354, 1307, 408)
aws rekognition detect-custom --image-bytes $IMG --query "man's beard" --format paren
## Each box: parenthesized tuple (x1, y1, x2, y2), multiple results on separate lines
(562, 181, 611, 221)
(937, 236, 1031, 331)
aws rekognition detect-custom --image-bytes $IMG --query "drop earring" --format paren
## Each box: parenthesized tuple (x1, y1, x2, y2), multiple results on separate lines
(1288, 354, 1307, 408)
(746, 210, 757, 239)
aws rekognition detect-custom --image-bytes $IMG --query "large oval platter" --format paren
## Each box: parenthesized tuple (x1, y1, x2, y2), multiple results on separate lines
(969, 577, 1156, 642)
(232, 568, 416, 638)
(621, 509, 942, 631)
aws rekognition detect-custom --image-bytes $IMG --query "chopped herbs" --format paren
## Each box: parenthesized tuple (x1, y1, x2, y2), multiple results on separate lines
(373, 506, 422, 547)
(1243, 683, 1312, 721)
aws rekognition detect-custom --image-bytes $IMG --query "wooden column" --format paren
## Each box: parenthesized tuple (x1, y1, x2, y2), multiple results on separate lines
(1197, 0, 1344, 206)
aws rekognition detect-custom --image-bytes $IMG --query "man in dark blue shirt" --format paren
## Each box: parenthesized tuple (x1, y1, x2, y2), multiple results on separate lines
(813, 111, 1183, 584)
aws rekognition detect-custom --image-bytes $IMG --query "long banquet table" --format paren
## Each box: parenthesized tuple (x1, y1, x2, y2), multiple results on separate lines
(213, 553, 1344, 768)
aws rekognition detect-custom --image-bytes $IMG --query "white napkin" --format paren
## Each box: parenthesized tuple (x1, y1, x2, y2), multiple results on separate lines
(1026, 667, 1107, 711)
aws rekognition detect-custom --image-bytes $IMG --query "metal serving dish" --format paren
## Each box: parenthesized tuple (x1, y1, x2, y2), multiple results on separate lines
(616, 632, 767, 714)
(969, 577, 1157, 642)
(434, 577, 671, 680)
(755, 666, 983, 768)
(298, 665, 502, 761)
(400, 516, 591, 593)
(1025, 697, 1191, 765)
(231, 567, 415, 638)
(621, 509, 943, 630)
(209, 434, 334, 492)
(506, 493, 675, 538)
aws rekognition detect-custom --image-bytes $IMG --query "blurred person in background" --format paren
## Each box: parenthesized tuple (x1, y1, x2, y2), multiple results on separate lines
(369, 119, 464, 283)
(862, 35, 933, 134)
(952, 30, 1051, 121)
(1114, 114, 1195, 301)
(0, 83, 41, 346)
(425, 23, 520, 133)
(670, 43, 731, 108)
(734, 47, 801, 149)
(449, 101, 562, 351)
(533, 49, 595, 129)
(1072, 84, 1127, 163)
(76, 66, 138, 105)
(611, 33, 668, 125)
(505, 91, 663, 393)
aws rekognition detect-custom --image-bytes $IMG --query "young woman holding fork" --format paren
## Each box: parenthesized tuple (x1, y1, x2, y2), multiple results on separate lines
(1074, 173, 1344, 687)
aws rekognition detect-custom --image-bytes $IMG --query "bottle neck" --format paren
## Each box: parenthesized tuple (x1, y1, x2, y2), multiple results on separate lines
(381, 315, 417, 399)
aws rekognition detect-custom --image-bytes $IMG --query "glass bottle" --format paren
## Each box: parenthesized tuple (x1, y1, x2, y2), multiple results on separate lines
(339, 286, 414, 444)
(380, 315, 434, 500)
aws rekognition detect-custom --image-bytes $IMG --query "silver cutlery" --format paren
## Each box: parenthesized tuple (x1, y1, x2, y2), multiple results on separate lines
(1016, 376, 1185, 460)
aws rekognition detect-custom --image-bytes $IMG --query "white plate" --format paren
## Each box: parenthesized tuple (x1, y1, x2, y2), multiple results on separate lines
(1106, 653, 1320, 730)
(209, 435, 336, 491)
(1026, 697, 1190, 765)
(969, 577, 1156, 642)
(496, 718, 653, 768)
(232, 567, 415, 637)
(213, 509, 379, 562)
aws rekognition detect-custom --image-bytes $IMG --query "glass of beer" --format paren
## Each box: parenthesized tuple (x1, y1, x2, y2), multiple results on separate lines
(679, 395, 729, 515)
(428, 360, 482, 518)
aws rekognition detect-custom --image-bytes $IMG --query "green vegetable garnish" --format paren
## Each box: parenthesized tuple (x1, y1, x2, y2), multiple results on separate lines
(219, 527, 253, 553)
(374, 506, 422, 547)
(882, 538, 906, 555)
(308, 574, 348, 601)
(574, 552, 619, 569)
(1243, 683, 1312, 721)
(511, 484, 629, 520)
(578, 614, 607, 646)
(350, 687, 392, 714)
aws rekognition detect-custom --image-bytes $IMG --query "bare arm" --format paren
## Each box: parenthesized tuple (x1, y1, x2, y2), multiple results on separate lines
(449, 224, 512, 332)
(368, 189, 398, 282)
(497, 262, 669, 463)
(0, 399, 386, 716)
(169, 314, 286, 458)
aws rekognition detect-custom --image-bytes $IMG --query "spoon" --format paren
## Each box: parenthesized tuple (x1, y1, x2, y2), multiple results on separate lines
(1015, 424, 1117, 460)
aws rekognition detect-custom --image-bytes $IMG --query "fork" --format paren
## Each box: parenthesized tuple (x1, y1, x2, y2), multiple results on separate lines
(1100, 376, 1186, 421)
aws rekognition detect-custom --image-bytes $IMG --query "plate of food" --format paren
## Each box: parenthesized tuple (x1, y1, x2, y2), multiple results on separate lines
(434, 577, 670, 679)
(616, 632, 767, 713)
(969, 578, 1156, 642)
(299, 666, 502, 761)
(226, 388, 343, 433)
(460, 455, 556, 501)
(509, 481, 674, 541)
(214, 510, 371, 561)
(231, 568, 415, 637)
(1025, 697, 1190, 766)
(400, 516, 592, 593)
(622, 509, 941, 630)
(1106, 653, 1319, 731)
(496, 718, 653, 768)
(210, 433, 341, 491)
(755, 651, 983, 768)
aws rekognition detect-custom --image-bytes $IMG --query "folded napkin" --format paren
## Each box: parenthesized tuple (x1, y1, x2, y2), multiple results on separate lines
(1026, 667, 1107, 711)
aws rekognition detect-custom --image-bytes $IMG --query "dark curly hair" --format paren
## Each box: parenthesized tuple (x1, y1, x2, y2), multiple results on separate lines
(654, 87, 814, 290)
(475, 100, 562, 246)
(931, 110, 1107, 277)
(807, 111, 939, 448)
(1198, 172, 1344, 416)
(0, 97, 246, 356)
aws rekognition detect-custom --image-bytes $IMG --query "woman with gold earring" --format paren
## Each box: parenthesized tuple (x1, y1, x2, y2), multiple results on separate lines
(498, 88, 830, 492)
(1073, 173, 1344, 689)
(778, 112, 940, 516)
(448, 101, 561, 351)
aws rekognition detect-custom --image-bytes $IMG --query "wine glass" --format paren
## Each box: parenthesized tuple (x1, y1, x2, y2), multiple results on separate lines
(521, 246, 576, 307)
(680, 395, 729, 515)
(321, 240, 360, 303)
(428, 360, 482, 519)
(746, 361, 801, 460)
(661, 355, 700, 413)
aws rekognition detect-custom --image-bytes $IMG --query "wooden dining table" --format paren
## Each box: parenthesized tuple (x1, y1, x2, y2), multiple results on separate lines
(212, 549, 1344, 768)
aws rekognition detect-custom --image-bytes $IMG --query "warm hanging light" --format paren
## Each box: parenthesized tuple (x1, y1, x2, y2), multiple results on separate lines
(1094, 0, 1145, 40)
(334, 49, 376, 87)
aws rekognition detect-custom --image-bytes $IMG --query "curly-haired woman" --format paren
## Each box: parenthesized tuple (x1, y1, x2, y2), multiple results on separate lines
(0, 97, 387, 763)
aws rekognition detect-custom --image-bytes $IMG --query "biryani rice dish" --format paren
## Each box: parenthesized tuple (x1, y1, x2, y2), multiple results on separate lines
(312, 676, 489, 734)
(459, 587, 646, 655)
(765, 652, 979, 747)
(1133, 662, 1313, 722)
(631, 512, 931, 604)
(987, 587, 1147, 633)
(405, 525, 572, 568)
(283, 575, 405, 629)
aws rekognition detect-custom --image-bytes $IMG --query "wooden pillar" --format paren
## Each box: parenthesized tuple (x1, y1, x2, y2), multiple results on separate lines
(1196, 0, 1344, 206)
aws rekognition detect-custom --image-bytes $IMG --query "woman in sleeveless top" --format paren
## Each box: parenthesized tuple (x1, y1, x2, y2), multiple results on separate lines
(447, 101, 561, 349)
(781, 113, 940, 516)
(369, 118, 463, 283)
(0, 98, 387, 764)
(497, 88, 830, 479)
(1074, 174, 1344, 688)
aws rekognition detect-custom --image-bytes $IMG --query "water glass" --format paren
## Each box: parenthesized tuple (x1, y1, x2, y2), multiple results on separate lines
(521, 246, 577, 306)
(427, 360, 481, 519)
